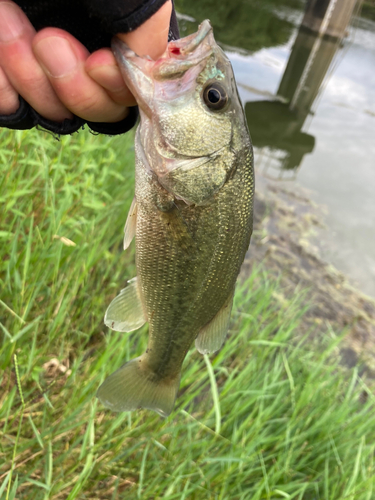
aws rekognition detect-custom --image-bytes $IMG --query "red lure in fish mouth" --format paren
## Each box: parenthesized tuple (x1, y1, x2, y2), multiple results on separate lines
(166, 19, 213, 55)
(169, 47, 181, 55)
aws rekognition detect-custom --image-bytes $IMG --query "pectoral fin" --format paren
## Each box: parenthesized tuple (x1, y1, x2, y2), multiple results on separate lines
(104, 277, 146, 332)
(123, 197, 137, 250)
(195, 290, 234, 354)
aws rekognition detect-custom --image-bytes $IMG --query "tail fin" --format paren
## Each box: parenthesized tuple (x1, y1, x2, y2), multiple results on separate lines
(96, 355, 180, 417)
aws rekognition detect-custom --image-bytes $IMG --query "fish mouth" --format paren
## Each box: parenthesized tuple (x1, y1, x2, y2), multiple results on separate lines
(165, 19, 213, 57)
(112, 19, 212, 60)
(111, 20, 215, 85)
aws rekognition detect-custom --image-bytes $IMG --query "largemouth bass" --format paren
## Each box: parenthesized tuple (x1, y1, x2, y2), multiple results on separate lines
(97, 20, 254, 417)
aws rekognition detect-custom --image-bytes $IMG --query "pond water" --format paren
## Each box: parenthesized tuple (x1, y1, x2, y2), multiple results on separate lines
(175, 0, 375, 298)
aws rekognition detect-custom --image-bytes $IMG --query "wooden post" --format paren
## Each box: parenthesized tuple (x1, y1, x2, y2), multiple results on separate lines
(302, 0, 361, 38)
(278, 0, 362, 112)
(277, 29, 339, 114)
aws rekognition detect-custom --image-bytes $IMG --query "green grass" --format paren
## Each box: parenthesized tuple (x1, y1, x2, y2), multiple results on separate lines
(1, 127, 375, 500)
(361, 1, 375, 22)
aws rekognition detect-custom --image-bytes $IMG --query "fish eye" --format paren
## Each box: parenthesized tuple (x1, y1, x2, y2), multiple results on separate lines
(202, 82, 228, 110)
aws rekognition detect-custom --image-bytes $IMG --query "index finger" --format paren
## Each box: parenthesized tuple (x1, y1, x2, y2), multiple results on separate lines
(117, 0, 172, 59)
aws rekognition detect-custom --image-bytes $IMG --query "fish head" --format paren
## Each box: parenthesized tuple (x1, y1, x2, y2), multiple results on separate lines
(112, 20, 248, 178)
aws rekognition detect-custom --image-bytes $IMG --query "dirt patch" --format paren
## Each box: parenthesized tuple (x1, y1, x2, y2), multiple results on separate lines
(242, 171, 375, 375)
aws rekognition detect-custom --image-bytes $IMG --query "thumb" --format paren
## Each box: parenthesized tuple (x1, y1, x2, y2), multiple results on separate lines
(116, 0, 172, 60)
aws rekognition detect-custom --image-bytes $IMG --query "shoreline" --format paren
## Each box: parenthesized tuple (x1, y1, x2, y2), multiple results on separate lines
(242, 170, 375, 376)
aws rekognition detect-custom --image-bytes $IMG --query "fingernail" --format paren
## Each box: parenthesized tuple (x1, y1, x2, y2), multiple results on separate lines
(34, 37, 77, 77)
(0, 2, 25, 42)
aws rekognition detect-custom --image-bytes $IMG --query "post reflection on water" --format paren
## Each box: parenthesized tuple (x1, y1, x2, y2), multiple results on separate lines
(246, 0, 359, 177)
(176, 0, 375, 297)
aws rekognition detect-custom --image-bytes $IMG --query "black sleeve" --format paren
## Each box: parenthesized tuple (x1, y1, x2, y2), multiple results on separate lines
(85, 0, 180, 38)
(0, 0, 179, 136)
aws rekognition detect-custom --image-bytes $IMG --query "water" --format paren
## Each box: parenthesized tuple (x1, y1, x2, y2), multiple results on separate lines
(175, 0, 375, 297)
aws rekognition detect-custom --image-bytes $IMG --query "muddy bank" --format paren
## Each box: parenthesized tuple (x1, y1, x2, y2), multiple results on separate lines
(242, 171, 375, 375)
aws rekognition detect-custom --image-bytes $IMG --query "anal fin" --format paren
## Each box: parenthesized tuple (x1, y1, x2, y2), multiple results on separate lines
(104, 277, 146, 332)
(123, 197, 137, 250)
(195, 290, 234, 354)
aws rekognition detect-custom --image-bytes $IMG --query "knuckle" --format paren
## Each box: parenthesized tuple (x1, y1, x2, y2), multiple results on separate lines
(0, 65, 10, 84)
(0, 83, 19, 114)
(17, 72, 46, 93)
(0, 67, 18, 99)
(77, 94, 101, 115)
(68, 92, 101, 118)
(62, 89, 116, 121)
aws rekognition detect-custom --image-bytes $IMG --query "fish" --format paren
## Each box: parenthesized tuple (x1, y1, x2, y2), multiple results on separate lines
(96, 20, 254, 417)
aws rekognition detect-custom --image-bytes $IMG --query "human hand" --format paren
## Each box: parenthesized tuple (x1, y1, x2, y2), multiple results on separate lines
(0, 0, 172, 122)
